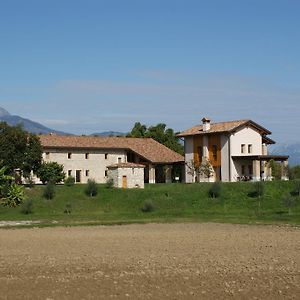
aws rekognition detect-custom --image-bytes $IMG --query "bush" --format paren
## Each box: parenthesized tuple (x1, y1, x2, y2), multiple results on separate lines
(64, 203, 72, 214)
(1, 184, 25, 207)
(291, 179, 300, 197)
(37, 162, 65, 184)
(85, 179, 98, 197)
(21, 199, 33, 214)
(209, 182, 222, 198)
(248, 181, 265, 198)
(141, 199, 155, 212)
(43, 183, 55, 200)
(106, 178, 114, 189)
(282, 194, 295, 215)
(65, 176, 75, 187)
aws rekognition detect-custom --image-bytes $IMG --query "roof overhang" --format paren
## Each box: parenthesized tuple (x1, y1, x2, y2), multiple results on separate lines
(232, 155, 289, 161)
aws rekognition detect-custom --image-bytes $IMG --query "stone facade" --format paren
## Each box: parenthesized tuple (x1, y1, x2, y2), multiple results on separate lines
(107, 163, 145, 188)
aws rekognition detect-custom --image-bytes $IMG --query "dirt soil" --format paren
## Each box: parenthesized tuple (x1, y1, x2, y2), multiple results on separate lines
(1, 223, 300, 300)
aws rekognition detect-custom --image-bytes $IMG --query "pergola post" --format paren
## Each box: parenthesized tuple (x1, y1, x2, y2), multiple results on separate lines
(149, 164, 156, 184)
(281, 160, 289, 181)
(165, 165, 172, 183)
(252, 160, 261, 181)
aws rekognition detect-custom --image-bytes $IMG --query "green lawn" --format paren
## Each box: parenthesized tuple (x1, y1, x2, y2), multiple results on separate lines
(0, 181, 300, 226)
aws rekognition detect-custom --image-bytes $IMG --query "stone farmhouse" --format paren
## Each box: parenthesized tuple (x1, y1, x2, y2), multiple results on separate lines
(177, 118, 289, 183)
(39, 134, 184, 185)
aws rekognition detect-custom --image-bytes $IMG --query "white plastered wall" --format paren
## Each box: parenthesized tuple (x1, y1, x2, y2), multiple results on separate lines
(229, 127, 262, 181)
(184, 136, 195, 183)
(42, 149, 127, 183)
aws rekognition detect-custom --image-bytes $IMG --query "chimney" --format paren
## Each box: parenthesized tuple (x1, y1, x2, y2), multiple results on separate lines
(202, 117, 211, 132)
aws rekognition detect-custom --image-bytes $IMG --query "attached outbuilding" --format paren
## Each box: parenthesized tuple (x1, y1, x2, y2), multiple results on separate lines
(107, 162, 145, 189)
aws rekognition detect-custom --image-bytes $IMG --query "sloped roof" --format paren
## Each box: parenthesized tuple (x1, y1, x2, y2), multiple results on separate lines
(39, 135, 184, 164)
(177, 119, 272, 137)
(107, 162, 146, 169)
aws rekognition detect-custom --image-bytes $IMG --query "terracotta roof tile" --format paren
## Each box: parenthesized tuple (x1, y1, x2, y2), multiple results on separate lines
(39, 135, 184, 164)
(107, 162, 146, 168)
(177, 119, 271, 137)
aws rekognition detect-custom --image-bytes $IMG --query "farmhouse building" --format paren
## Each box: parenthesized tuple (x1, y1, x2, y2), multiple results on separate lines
(177, 118, 289, 183)
(39, 135, 184, 184)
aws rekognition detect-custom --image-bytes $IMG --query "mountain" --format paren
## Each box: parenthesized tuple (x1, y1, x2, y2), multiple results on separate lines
(0, 107, 69, 135)
(90, 131, 127, 137)
(272, 143, 300, 166)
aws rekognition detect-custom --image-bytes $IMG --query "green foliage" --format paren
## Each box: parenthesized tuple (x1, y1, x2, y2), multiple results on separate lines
(0, 122, 42, 176)
(127, 122, 183, 155)
(290, 166, 300, 180)
(106, 178, 114, 189)
(1, 184, 25, 207)
(37, 162, 65, 184)
(64, 203, 72, 214)
(21, 199, 33, 214)
(267, 160, 282, 180)
(0, 165, 13, 197)
(252, 181, 265, 198)
(282, 194, 295, 215)
(291, 179, 300, 196)
(64, 176, 75, 187)
(141, 199, 155, 212)
(209, 182, 222, 198)
(43, 183, 55, 200)
(85, 179, 98, 197)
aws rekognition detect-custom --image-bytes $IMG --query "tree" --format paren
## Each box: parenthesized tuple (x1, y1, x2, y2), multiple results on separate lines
(0, 122, 42, 177)
(290, 166, 300, 180)
(199, 159, 214, 181)
(127, 122, 184, 154)
(37, 162, 65, 184)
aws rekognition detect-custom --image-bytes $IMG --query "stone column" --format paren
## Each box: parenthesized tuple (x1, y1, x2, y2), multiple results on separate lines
(165, 166, 172, 183)
(281, 160, 289, 181)
(149, 165, 156, 184)
(252, 160, 261, 181)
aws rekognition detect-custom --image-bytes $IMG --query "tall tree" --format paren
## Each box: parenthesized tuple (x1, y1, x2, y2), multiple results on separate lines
(0, 122, 42, 176)
(127, 122, 183, 154)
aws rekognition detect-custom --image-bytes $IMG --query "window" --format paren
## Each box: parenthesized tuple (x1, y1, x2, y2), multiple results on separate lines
(68, 170, 72, 177)
(118, 157, 122, 163)
(197, 146, 203, 160)
(68, 153, 72, 159)
(45, 152, 50, 159)
(105, 153, 108, 160)
(86, 170, 89, 177)
(85, 153, 89, 159)
(212, 145, 217, 161)
(241, 144, 246, 154)
(248, 144, 252, 154)
(241, 165, 245, 175)
(105, 170, 108, 177)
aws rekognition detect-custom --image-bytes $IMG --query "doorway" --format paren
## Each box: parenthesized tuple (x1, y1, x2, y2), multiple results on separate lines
(76, 170, 81, 183)
(122, 175, 127, 188)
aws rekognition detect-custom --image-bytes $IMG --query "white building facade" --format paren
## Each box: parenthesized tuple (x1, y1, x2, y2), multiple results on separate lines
(178, 118, 289, 183)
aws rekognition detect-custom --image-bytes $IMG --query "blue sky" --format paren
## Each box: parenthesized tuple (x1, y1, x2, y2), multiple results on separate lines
(0, 0, 299, 142)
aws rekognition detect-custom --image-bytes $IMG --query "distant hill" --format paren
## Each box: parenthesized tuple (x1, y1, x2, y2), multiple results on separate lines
(0, 107, 69, 135)
(272, 143, 300, 166)
(90, 131, 127, 137)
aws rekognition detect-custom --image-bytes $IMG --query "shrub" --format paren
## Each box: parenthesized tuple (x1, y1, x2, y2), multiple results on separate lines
(21, 199, 33, 214)
(1, 184, 25, 207)
(291, 179, 300, 197)
(248, 181, 265, 198)
(106, 178, 114, 189)
(282, 194, 295, 215)
(209, 182, 222, 198)
(43, 183, 55, 200)
(85, 179, 98, 197)
(141, 199, 154, 212)
(64, 203, 72, 214)
(37, 162, 65, 184)
(64, 176, 75, 187)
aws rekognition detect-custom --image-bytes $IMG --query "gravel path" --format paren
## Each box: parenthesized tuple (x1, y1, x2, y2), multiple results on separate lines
(1, 223, 300, 299)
